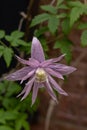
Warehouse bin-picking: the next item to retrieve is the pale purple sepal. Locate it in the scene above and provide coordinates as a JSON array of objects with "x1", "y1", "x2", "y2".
[
  {"x1": 31, "y1": 37, "x2": 45, "y2": 62},
  {"x1": 5, "y1": 67, "x2": 32, "y2": 81},
  {"x1": 32, "y1": 82, "x2": 39, "y2": 106},
  {"x1": 49, "y1": 64, "x2": 76, "y2": 75},
  {"x1": 20, "y1": 77, "x2": 35, "y2": 101},
  {"x1": 45, "y1": 68, "x2": 64, "y2": 79},
  {"x1": 16, "y1": 55, "x2": 39, "y2": 68},
  {"x1": 20, "y1": 69, "x2": 35, "y2": 84},
  {"x1": 44, "y1": 80, "x2": 58, "y2": 103},
  {"x1": 41, "y1": 54, "x2": 65, "y2": 67},
  {"x1": 48, "y1": 75, "x2": 68, "y2": 96}
]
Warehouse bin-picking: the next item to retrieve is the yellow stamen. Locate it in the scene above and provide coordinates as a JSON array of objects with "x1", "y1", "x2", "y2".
[{"x1": 35, "y1": 68, "x2": 47, "y2": 82}]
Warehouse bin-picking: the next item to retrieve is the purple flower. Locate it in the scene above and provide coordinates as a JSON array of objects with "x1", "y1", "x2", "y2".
[{"x1": 5, "y1": 37, "x2": 76, "y2": 105}]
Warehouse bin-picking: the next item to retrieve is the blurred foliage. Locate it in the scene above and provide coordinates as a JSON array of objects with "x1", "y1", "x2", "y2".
[
  {"x1": 0, "y1": 30, "x2": 30, "y2": 67},
  {"x1": 0, "y1": 81, "x2": 39, "y2": 130}
]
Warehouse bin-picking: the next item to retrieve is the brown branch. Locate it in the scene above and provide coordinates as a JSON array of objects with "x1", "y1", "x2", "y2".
[
  {"x1": 84, "y1": 0, "x2": 87, "y2": 4},
  {"x1": 50, "y1": 0, "x2": 56, "y2": 5}
]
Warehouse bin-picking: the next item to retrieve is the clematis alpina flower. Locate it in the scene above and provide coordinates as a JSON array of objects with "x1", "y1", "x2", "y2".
[{"x1": 5, "y1": 37, "x2": 76, "y2": 105}]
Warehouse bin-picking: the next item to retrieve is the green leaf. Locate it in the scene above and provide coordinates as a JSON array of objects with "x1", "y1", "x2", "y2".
[
  {"x1": 0, "y1": 45, "x2": 4, "y2": 56},
  {"x1": 0, "y1": 109, "x2": 6, "y2": 124},
  {"x1": 54, "y1": 39, "x2": 72, "y2": 63},
  {"x1": 70, "y1": 7, "x2": 84, "y2": 26},
  {"x1": 81, "y1": 30, "x2": 87, "y2": 47},
  {"x1": 11, "y1": 30, "x2": 24, "y2": 38},
  {"x1": 68, "y1": 1, "x2": 83, "y2": 7},
  {"x1": 3, "y1": 47, "x2": 13, "y2": 67},
  {"x1": 6, "y1": 82, "x2": 21, "y2": 97},
  {"x1": 5, "y1": 36, "x2": 13, "y2": 42},
  {"x1": 16, "y1": 39, "x2": 28, "y2": 46},
  {"x1": 34, "y1": 27, "x2": 48, "y2": 37},
  {"x1": 78, "y1": 23, "x2": 87, "y2": 29},
  {"x1": 0, "y1": 126, "x2": 13, "y2": 130},
  {"x1": 4, "y1": 111, "x2": 18, "y2": 120},
  {"x1": 62, "y1": 18, "x2": 71, "y2": 35},
  {"x1": 0, "y1": 30, "x2": 5, "y2": 39},
  {"x1": 48, "y1": 16, "x2": 59, "y2": 34},
  {"x1": 57, "y1": 4, "x2": 69, "y2": 9},
  {"x1": 57, "y1": 0, "x2": 64, "y2": 6},
  {"x1": 57, "y1": 13, "x2": 67, "y2": 18},
  {"x1": 39, "y1": 38, "x2": 48, "y2": 52},
  {"x1": 41, "y1": 5, "x2": 57, "y2": 14},
  {"x1": 30, "y1": 13, "x2": 50, "y2": 27},
  {"x1": 10, "y1": 40, "x2": 19, "y2": 47},
  {"x1": 15, "y1": 114, "x2": 29, "y2": 130}
]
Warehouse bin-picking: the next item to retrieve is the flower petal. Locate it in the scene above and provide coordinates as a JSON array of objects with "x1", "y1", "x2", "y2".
[
  {"x1": 48, "y1": 75, "x2": 68, "y2": 96},
  {"x1": 20, "y1": 69, "x2": 35, "y2": 84},
  {"x1": 32, "y1": 82, "x2": 39, "y2": 105},
  {"x1": 45, "y1": 68, "x2": 64, "y2": 79},
  {"x1": 5, "y1": 67, "x2": 33, "y2": 81},
  {"x1": 44, "y1": 80, "x2": 58, "y2": 103},
  {"x1": 31, "y1": 37, "x2": 45, "y2": 62},
  {"x1": 41, "y1": 54, "x2": 65, "y2": 67},
  {"x1": 19, "y1": 77, "x2": 35, "y2": 100},
  {"x1": 15, "y1": 55, "x2": 29, "y2": 65},
  {"x1": 16, "y1": 55, "x2": 39, "y2": 68},
  {"x1": 49, "y1": 64, "x2": 76, "y2": 75}
]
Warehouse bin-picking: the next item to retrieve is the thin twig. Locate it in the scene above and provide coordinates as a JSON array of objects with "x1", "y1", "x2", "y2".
[
  {"x1": 84, "y1": 0, "x2": 87, "y2": 4},
  {"x1": 45, "y1": 99, "x2": 56, "y2": 130},
  {"x1": 50, "y1": 0, "x2": 56, "y2": 5},
  {"x1": 18, "y1": 12, "x2": 27, "y2": 31}
]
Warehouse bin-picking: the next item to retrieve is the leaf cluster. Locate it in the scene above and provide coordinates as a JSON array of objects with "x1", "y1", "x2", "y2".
[
  {"x1": 0, "y1": 81, "x2": 39, "y2": 130},
  {"x1": 29, "y1": 0, "x2": 87, "y2": 63},
  {"x1": 0, "y1": 30, "x2": 30, "y2": 67}
]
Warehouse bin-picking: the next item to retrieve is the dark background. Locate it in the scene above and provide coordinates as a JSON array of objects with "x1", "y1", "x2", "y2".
[{"x1": 0, "y1": 0, "x2": 29, "y2": 33}]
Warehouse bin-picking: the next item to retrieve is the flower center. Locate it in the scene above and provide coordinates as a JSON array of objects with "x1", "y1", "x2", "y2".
[{"x1": 35, "y1": 68, "x2": 47, "y2": 82}]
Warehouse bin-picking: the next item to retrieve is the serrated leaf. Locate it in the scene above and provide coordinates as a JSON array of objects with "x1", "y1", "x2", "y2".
[
  {"x1": 34, "y1": 27, "x2": 48, "y2": 37},
  {"x1": 41, "y1": 5, "x2": 57, "y2": 14},
  {"x1": 58, "y1": 4, "x2": 69, "y2": 9},
  {"x1": 3, "y1": 47, "x2": 13, "y2": 67},
  {"x1": 11, "y1": 40, "x2": 19, "y2": 47},
  {"x1": 68, "y1": 1, "x2": 83, "y2": 7},
  {"x1": 16, "y1": 39, "x2": 28, "y2": 46},
  {"x1": 39, "y1": 38, "x2": 48, "y2": 52},
  {"x1": 70, "y1": 7, "x2": 84, "y2": 26},
  {"x1": 4, "y1": 111, "x2": 18, "y2": 120},
  {"x1": 62, "y1": 18, "x2": 71, "y2": 35},
  {"x1": 48, "y1": 16, "x2": 59, "y2": 33},
  {"x1": 5, "y1": 36, "x2": 13, "y2": 42},
  {"x1": 80, "y1": 23, "x2": 87, "y2": 29},
  {"x1": 57, "y1": 13, "x2": 67, "y2": 18},
  {"x1": 57, "y1": 0, "x2": 64, "y2": 6},
  {"x1": 54, "y1": 39, "x2": 72, "y2": 63},
  {"x1": 6, "y1": 82, "x2": 21, "y2": 97},
  {"x1": 30, "y1": 13, "x2": 50, "y2": 27},
  {"x1": 0, "y1": 30, "x2": 5, "y2": 39},
  {"x1": 0, "y1": 126, "x2": 13, "y2": 130},
  {"x1": 81, "y1": 30, "x2": 87, "y2": 47},
  {"x1": 15, "y1": 114, "x2": 29, "y2": 130},
  {"x1": 78, "y1": 23, "x2": 87, "y2": 29},
  {"x1": 0, "y1": 110, "x2": 6, "y2": 124},
  {"x1": 11, "y1": 30, "x2": 24, "y2": 38}
]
